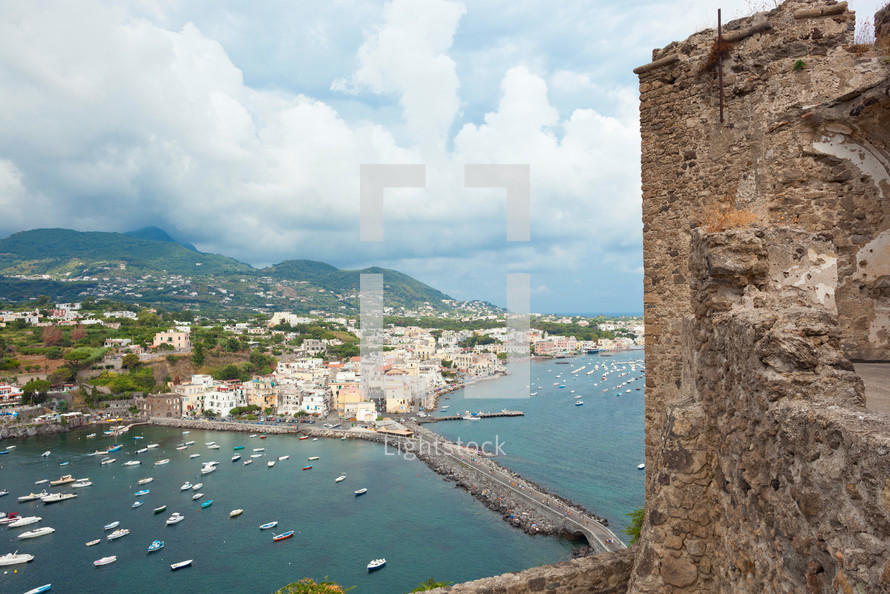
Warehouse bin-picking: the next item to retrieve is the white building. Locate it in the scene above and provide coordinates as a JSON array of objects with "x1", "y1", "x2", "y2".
[{"x1": 204, "y1": 386, "x2": 246, "y2": 416}]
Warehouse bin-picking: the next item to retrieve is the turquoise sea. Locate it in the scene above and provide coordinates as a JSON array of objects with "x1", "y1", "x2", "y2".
[{"x1": 0, "y1": 351, "x2": 643, "y2": 593}]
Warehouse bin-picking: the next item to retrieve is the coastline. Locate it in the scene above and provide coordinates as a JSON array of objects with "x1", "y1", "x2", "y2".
[{"x1": 148, "y1": 416, "x2": 624, "y2": 552}]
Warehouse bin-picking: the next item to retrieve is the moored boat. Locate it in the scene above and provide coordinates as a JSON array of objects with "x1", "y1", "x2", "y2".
[
  {"x1": 131, "y1": 501, "x2": 143, "y2": 509},
  {"x1": 106, "y1": 445, "x2": 122, "y2": 453},
  {"x1": 234, "y1": 446, "x2": 244, "y2": 450},
  {"x1": 107, "y1": 528, "x2": 129, "y2": 540},
  {"x1": 229, "y1": 509, "x2": 243, "y2": 518},
  {"x1": 200, "y1": 465, "x2": 216, "y2": 475},
  {"x1": 367, "y1": 558, "x2": 386, "y2": 571},
  {"x1": 41, "y1": 451, "x2": 51, "y2": 457},
  {"x1": 154, "y1": 458, "x2": 170, "y2": 466},
  {"x1": 180, "y1": 482, "x2": 192, "y2": 491},
  {"x1": 93, "y1": 555, "x2": 116, "y2": 567},
  {"x1": 137, "y1": 477, "x2": 153, "y2": 485},
  {"x1": 104, "y1": 521, "x2": 120, "y2": 531},
  {"x1": 72, "y1": 480, "x2": 92, "y2": 488},
  {"x1": 85, "y1": 539, "x2": 100, "y2": 546},
  {"x1": 192, "y1": 493, "x2": 203, "y2": 501},
  {"x1": 153, "y1": 505, "x2": 167, "y2": 514},
  {"x1": 273, "y1": 530, "x2": 294, "y2": 541},
  {"x1": 267, "y1": 461, "x2": 275, "y2": 468},
  {"x1": 354, "y1": 488, "x2": 367, "y2": 496},
  {"x1": 23, "y1": 584, "x2": 52, "y2": 594},
  {"x1": 0, "y1": 551, "x2": 34, "y2": 566},
  {"x1": 134, "y1": 489, "x2": 150, "y2": 496},
  {"x1": 259, "y1": 521, "x2": 278, "y2": 530},
  {"x1": 122, "y1": 460, "x2": 141, "y2": 466},
  {"x1": 9, "y1": 516, "x2": 41, "y2": 527},
  {"x1": 147, "y1": 540, "x2": 164, "y2": 552},
  {"x1": 170, "y1": 559, "x2": 192, "y2": 570},
  {"x1": 200, "y1": 499, "x2": 213, "y2": 508},
  {"x1": 278, "y1": 455, "x2": 289, "y2": 461},
  {"x1": 298, "y1": 436, "x2": 308, "y2": 440},
  {"x1": 19, "y1": 526, "x2": 55, "y2": 539},
  {"x1": 100, "y1": 457, "x2": 116, "y2": 465},
  {"x1": 41, "y1": 493, "x2": 78, "y2": 504},
  {"x1": 165, "y1": 513, "x2": 185, "y2": 525},
  {"x1": 18, "y1": 491, "x2": 48, "y2": 502},
  {"x1": 307, "y1": 456, "x2": 319, "y2": 461},
  {"x1": 232, "y1": 454, "x2": 241, "y2": 462},
  {"x1": 301, "y1": 465, "x2": 312, "y2": 471},
  {"x1": 189, "y1": 454, "x2": 200, "y2": 459},
  {"x1": 49, "y1": 474, "x2": 75, "y2": 486},
  {"x1": 146, "y1": 443, "x2": 159, "y2": 449},
  {"x1": 191, "y1": 483, "x2": 203, "y2": 491},
  {"x1": 243, "y1": 459, "x2": 252, "y2": 465},
  {"x1": 335, "y1": 475, "x2": 346, "y2": 483}
]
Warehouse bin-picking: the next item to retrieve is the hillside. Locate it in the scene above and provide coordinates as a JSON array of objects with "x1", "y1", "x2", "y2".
[
  {"x1": 0, "y1": 228, "x2": 453, "y2": 313},
  {"x1": 0, "y1": 229, "x2": 250, "y2": 277}
]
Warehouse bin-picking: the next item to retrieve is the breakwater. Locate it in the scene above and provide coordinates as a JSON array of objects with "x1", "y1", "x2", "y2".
[{"x1": 148, "y1": 416, "x2": 624, "y2": 551}]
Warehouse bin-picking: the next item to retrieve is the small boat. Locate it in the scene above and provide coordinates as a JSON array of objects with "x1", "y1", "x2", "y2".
[
  {"x1": 103, "y1": 521, "x2": 120, "y2": 531},
  {"x1": 165, "y1": 513, "x2": 184, "y2": 525},
  {"x1": 250, "y1": 454, "x2": 263, "y2": 458},
  {"x1": 243, "y1": 460, "x2": 252, "y2": 465},
  {"x1": 19, "y1": 526, "x2": 55, "y2": 539},
  {"x1": 189, "y1": 454, "x2": 201, "y2": 459},
  {"x1": 637, "y1": 463, "x2": 646, "y2": 470},
  {"x1": 170, "y1": 559, "x2": 192, "y2": 571},
  {"x1": 85, "y1": 539, "x2": 100, "y2": 547},
  {"x1": 252, "y1": 448, "x2": 265, "y2": 452},
  {"x1": 233, "y1": 446, "x2": 244, "y2": 451},
  {"x1": 42, "y1": 493, "x2": 77, "y2": 504},
  {"x1": 134, "y1": 489, "x2": 150, "y2": 496},
  {"x1": 18, "y1": 491, "x2": 48, "y2": 502},
  {"x1": 192, "y1": 483, "x2": 203, "y2": 490},
  {"x1": 23, "y1": 584, "x2": 52, "y2": 594},
  {"x1": 249, "y1": 434, "x2": 257, "y2": 438},
  {"x1": 100, "y1": 458, "x2": 116, "y2": 465},
  {"x1": 72, "y1": 480, "x2": 93, "y2": 488},
  {"x1": 200, "y1": 465, "x2": 216, "y2": 475},
  {"x1": 260, "y1": 435, "x2": 267, "y2": 439},
  {"x1": 9, "y1": 516, "x2": 41, "y2": 527},
  {"x1": 175, "y1": 446, "x2": 187, "y2": 451},
  {"x1": 107, "y1": 528, "x2": 130, "y2": 540},
  {"x1": 229, "y1": 509, "x2": 243, "y2": 518},
  {"x1": 200, "y1": 500, "x2": 213, "y2": 508},
  {"x1": 273, "y1": 530, "x2": 294, "y2": 541},
  {"x1": 204, "y1": 460, "x2": 220, "y2": 467},
  {"x1": 192, "y1": 493, "x2": 203, "y2": 500},
  {"x1": 131, "y1": 501, "x2": 143, "y2": 509},
  {"x1": 259, "y1": 521, "x2": 278, "y2": 530},
  {"x1": 180, "y1": 483, "x2": 192, "y2": 491},
  {"x1": 0, "y1": 552, "x2": 34, "y2": 566},
  {"x1": 312, "y1": 438, "x2": 318, "y2": 441},
  {"x1": 267, "y1": 461, "x2": 275, "y2": 468},
  {"x1": 278, "y1": 455, "x2": 290, "y2": 461},
  {"x1": 208, "y1": 444, "x2": 219, "y2": 449},
  {"x1": 154, "y1": 459, "x2": 170, "y2": 466},
  {"x1": 301, "y1": 465, "x2": 311, "y2": 471},
  {"x1": 137, "y1": 477, "x2": 153, "y2": 485},
  {"x1": 335, "y1": 475, "x2": 346, "y2": 483},
  {"x1": 367, "y1": 558, "x2": 386, "y2": 571},
  {"x1": 146, "y1": 443, "x2": 159, "y2": 449},
  {"x1": 298, "y1": 436, "x2": 308, "y2": 441},
  {"x1": 182, "y1": 431, "x2": 190, "y2": 435},
  {"x1": 153, "y1": 505, "x2": 167, "y2": 514},
  {"x1": 574, "y1": 401, "x2": 584, "y2": 406},
  {"x1": 107, "y1": 445, "x2": 122, "y2": 453},
  {"x1": 41, "y1": 451, "x2": 51, "y2": 457},
  {"x1": 232, "y1": 455, "x2": 241, "y2": 462},
  {"x1": 354, "y1": 488, "x2": 367, "y2": 496},
  {"x1": 133, "y1": 436, "x2": 143, "y2": 440},
  {"x1": 93, "y1": 556, "x2": 116, "y2": 567},
  {"x1": 205, "y1": 442, "x2": 216, "y2": 446},
  {"x1": 147, "y1": 540, "x2": 164, "y2": 552},
  {"x1": 59, "y1": 461, "x2": 70, "y2": 466},
  {"x1": 122, "y1": 460, "x2": 141, "y2": 466},
  {"x1": 4, "y1": 445, "x2": 14, "y2": 449},
  {"x1": 307, "y1": 456, "x2": 319, "y2": 461},
  {"x1": 184, "y1": 441, "x2": 195, "y2": 446},
  {"x1": 136, "y1": 448, "x2": 148, "y2": 454},
  {"x1": 87, "y1": 433, "x2": 97, "y2": 439},
  {"x1": 34, "y1": 479, "x2": 49, "y2": 485},
  {"x1": 50, "y1": 474, "x2": 75, "y2": 486},
  {"x1": 0, "y1": 489, "x2": 7, "y2": 496}
]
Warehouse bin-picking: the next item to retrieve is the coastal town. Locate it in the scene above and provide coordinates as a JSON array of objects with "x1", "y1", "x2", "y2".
[{"x1": 0, "y1": 302, "x2": 642, "y2": 428}]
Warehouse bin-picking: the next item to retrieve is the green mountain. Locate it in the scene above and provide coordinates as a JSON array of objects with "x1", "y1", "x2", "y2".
[
  {"x1": 124, "y1": 226, "x2": 198, "y2": 252},
  {"x1": 0, "y1": 228, "x2": 250, "y2": 277},
  {"x1": 0, "y1": 228, "x2": 453, "y2": 313}
]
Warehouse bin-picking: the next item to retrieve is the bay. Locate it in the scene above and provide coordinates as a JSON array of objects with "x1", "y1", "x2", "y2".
[{"x1": 0, "y1": 426, "x2": 572, "y2": 593}]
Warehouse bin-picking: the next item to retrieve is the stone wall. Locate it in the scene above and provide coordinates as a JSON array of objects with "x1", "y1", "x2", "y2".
[
  {"x1": 427, "y1": 549, "x2": 634, "y2": 594},
  {"x1": 630, "y1": 227, "x2": 890, "y2": 592}
]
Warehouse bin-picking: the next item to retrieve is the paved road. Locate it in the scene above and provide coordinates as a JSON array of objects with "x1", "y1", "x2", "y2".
[{"x1": 413, "y1": 428, "x2": 626, "y2": 553}]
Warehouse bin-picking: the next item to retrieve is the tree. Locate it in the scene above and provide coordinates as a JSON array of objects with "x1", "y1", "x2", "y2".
[
  {"x1": 70, "y1": 325, "x2": 87, "y2": 341},
  {"x1": 624, "y1": 508, "x2": 645, "y2": 546},
  {"x1": 48, "y1": 367, "x2": 74, "y2": 386},
  {"x1": 45, "y1": 347, "x2": 63, "y2": 360},
  {"x1": 22, "y1": 379, "x2": 52, "y2": 404},
  {"x1": 136, "y1": 310, "x2": 160, "y2": 327},
  {"x1": 42, "y1": 326, "x2": 63, "y2": 346},
  {"x1": 192, "y1": 343, "x2": 205, "y2": 367},
  {"x1": 264, "y1": 407, "x2": 273, "y2": 416},
  {"x1": 225, "y1": 337, "x2": 241, "y2": 353},
  {"x1": 36, "y1": 295, "x2": 50, "y2": 306},
  {"x1": 203, "y1": 409, "x2": 218, "y2": 418},
  {"x1": 121, "y1": 353, "x2": 141, "y2": 369}
]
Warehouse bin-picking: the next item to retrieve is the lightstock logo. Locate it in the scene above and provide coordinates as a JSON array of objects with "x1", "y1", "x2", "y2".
[{"x1": 358, "y1": 163, "x2": 531, "y2": 412}]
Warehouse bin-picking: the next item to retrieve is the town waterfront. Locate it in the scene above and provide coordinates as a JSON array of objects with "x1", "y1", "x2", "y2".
[{"x1": 0, "y1": 351, "x2": 643, "y2": 593}]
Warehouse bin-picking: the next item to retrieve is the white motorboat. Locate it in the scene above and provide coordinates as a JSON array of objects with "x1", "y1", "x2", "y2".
[
  {"x1": 354, "y1": 488, "x2": 368, "y2": 496},
  {"x1": 205, "y1": 442, "x2": 216, "y2": 446},
  {"x1": 229, "y1": 509, "x2": 243, "y2": 518},
  {"x1": 122, "y1": 460, "x2": 141, "y2": 467},
  {"x1": 278, "y1": 455, "x2": 289, "y2": 461},
  {"x1": 180, "y1": 482, "x2": 192, "y2": 491},
  {"x1": 104, "y1": 521, "x2": 120, "y2": 531},
  {"x1": 72, "y1": 480, "x2": 92, "y2": 488},
  {"x1": 136, "y1": 448, "x2": 148, "y2": 454},
  {"x1": 200, "y1": 465, "x2": 216, "y2": 475},
  {"x1": 192, "y1": 493, "x2": 203, "y2": 501},
  {"x1": 243, "y1": 459, "x2": 252, "y2": 465},
  {"x1": 367, "y1": 558, "x2": 386, "y2": 571},
  {"x1": 100, "y1": 458, "x2": 116, "y2": 465},
  {"x1": 189, "y1": 454, "x2": 201, "y2": 459},
  {"x1": 93, "y1": 555, "x2": 116, "y2": 566},
  {"x1": 146, "y1": 443, "x2": 159, "y2": 449},
  {"x1": 85, "y1": 539, "x2": 100, "y2": 546},
  {"x1": 232, "y1": 454, "x2": 241, "y2": 462},
  {"x1": 175, "y1": 446, "x2": 187, "y2": 451},
  {"x1": 137, "y1": 477, "x2": 153, "y2": 485},
  {"x1": 131, "y1": 501, "x2": 143, "y2": 509},
  {"x1": 40, "y1": 451, "x2": 51, "y2": 457},
  {"x1": 18, "y1": 526, "x2": 55, "y2": 539},
  {"x1": 41, "y1": 493, "x2": 77, "y2": 504},
  {"x1": 34, "y1": 479, "x2": 49, "y2": 485},
  {"x1": 267, "y1": 461, "x2": 275, "y2": 468},
  {"x1": 307, "y1": 456, "x2": 319, "y2": 461},
  {"x1": 637, "y1": 463, "x2": 646, "y2": 470},
  {"x1": 184, "y1": 441, "x2": 195, "y2": 446},
  {"x1": 170, "y1": 559, "x2": 192, "y2": 570},
  {"x1": 9, "y1": 516, "x2": 41, "y2": 528},
  {"x1": 192, "y1": 483, "x2": 203, "y2": 491},
  {"x1": 18, "y1": 491, "x2": 48, "y2": 502},
  {"x1": 259, "y1": 521, "x2": 278, "y2": 530},
  {"x1": 208, "y1": 444, "x2": 219, "y2": 449},
  {"x1": 252, "y1": 448, "x2": 265, "y2": 452},
  {"x1": 335, "y1": 475, "x2": 346, "y2": 483},
  {"x1": 250, "y1": 454, "x2": 263, "y2": 458},
  {"x1": 154, "y1": 459, "x2": 170, "y2": 466},
  {"x1": 107, "y1": 528, "x2": 130, "y2": 540},
  {"x1": 166, "y1": 513, "x2": 185, "y2": 525},
  {"x1": 0, "y1": 552, "x2": 35, "y2": 566}
]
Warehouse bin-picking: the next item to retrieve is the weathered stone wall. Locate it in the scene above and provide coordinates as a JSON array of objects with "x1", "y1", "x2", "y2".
[
  {"x1": 631, "y1": 227, "x2": 890, "y2": 592},
  {"x1": 427, "y1": 549, "x2": 634, "y2": 594},
  {"x1": 637, "y1": 0, "x2": 890, "y2": 512}
]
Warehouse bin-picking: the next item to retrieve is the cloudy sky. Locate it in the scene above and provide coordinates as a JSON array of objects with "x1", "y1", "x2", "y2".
[{"x1": 0, "y1": 1, "x2": 882, "y2": 313}]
